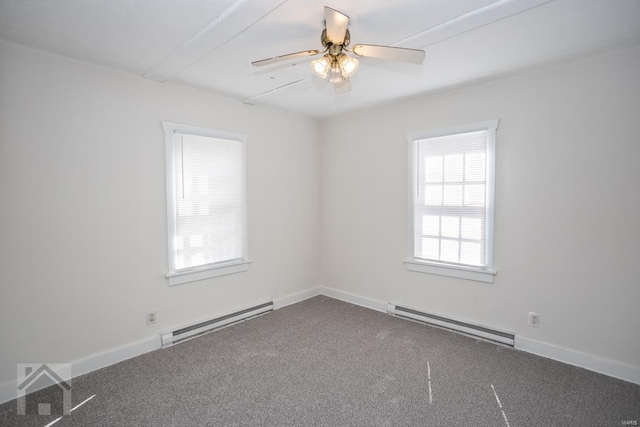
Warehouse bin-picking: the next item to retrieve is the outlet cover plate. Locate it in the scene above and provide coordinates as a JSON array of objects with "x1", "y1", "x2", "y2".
[
  {"x1": 528, "y1": 312, "x2": 540, "y2": 327},
  {"x1": 147, "y1": 310, "x2": 156, "y2": 325}
]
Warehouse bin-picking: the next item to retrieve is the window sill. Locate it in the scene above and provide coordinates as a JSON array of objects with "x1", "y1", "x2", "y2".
[
  {"x1": 166, "y1": 260, "x2": 251, "y2": 286},
  {"x1": 404, "y1": 259, "x2": 495, "y2": 283}
]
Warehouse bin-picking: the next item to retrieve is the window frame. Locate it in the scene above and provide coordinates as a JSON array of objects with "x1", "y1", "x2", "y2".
[
  {"x1": 163, "y1": 121, "x2": 250, "y2": 286},
  {"x1": 405, "y1": 119, "x2": 498, "y2": 283}
]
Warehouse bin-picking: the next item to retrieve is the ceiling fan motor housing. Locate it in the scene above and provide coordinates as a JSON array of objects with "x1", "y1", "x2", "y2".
[{"x1": 321, "y1": 28, "x2": 350, "y2": 49}]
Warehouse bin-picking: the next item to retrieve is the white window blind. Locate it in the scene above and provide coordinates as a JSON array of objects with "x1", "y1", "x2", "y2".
[
  {"x1": 407, "y1": 120, "x2": 497, "y2": 282},
  {"x1": 163, "y1": 121, "x2": 248, "y2": 285}
]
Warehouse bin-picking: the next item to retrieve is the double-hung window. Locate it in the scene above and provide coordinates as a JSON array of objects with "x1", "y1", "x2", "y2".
[
  {"x1": 163, "y1": 121, "x2": 249, "y2": 286},
  {"x1": 406, "y1": 120, "x2": 498, "y2": 282}
]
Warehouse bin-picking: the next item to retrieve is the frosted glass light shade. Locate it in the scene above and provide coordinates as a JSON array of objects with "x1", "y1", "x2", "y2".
[
  {"x1": 338, "y1": 53, "x2": 359, "y2": 77},
  {"x1": 311, "y1": 55, "x2": 331, "y2": 79},
  {"x1": 328, "y1": 65, "x2": 345, "y2": 83}
]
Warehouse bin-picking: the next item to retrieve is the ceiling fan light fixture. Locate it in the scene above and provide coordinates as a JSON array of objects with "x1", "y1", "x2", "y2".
[
  {"x1": 311, "y1": 55, "x2": 331, "y2": 79},
  {"x1": 328, "y1": 65, "x2": 345, "y2": 84},
  {"x1": 338, "y1": 53, "x2": 358, "y2": 78},
  {"x1": 252, "y1": 7, "x2": 425, "y2": 94}
]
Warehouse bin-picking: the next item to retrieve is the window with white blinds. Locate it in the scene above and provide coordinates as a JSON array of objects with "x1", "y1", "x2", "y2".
[
  {"x1": 406, "y1": 120, "x2": 498, "y2": 283},
  {"x1": 163, "y1": 121, "x2": 249, "y2": 286}
]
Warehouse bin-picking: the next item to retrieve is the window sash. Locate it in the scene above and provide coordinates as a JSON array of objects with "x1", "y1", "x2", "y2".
[
  {"x1": 163, "y1": 121, "x2": 248, "y2": 278},
  {"x1": 407, "y1": 120, "x2": 497, "y2": 276}
]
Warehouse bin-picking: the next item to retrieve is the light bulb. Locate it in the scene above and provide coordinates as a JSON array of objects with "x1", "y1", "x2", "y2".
[
  {"x1": 328, "y1": 65, "x2": 345, "y2": 84},
  {"x1": 311, "y1": 55, "x2": 331, "y2": 79},
  {"x1": 338, "y1": 54, "x2": 359, "y2": 78}
]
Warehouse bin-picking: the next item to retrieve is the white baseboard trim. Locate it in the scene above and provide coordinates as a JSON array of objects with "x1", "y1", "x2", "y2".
[
  {"x1": 3, "y1": 288, "x2": 637, "y2": 405},
  {"x1": 273, "y1": 287, "x2": 321, "y2": 309},
  {"x1": 515, "y1": 336, "x2": 640, "y2": 385},
  {"x1": 73, "y1": 335, "x2": 161, "y2": 377},
  {"x1": 319, "y1": 286, "x2": 388, "y2": 313},
  {"x1": 0, "y1": 288, "x2": 321, "y2": 405},
  {"x1": 0, "y1": 335, "x2": 160, "y2": 405},
  {"x1": 319, "y1": 287, "x2": 640, "y2": 386}
]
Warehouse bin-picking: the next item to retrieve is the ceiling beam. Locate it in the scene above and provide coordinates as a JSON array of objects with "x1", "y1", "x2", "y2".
[
  {"x1": 242, "y1": 78, "x2": 314, "y2": 105},
  {"x1": 401, "y1": 0, "x2": 553, "y2": 49},
  {"x1": 144, "y1": 0, "x2": 287, "y2": 82}
]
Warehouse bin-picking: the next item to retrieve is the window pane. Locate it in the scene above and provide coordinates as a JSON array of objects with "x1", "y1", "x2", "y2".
[
  {"x1": 444, "y1": 154, "x2": 463, "y2": 182},
  {"x1": 421, "y1": 238, "x2": 440, "y2": 259},
  {"x1": 464, "y1": 184, "x2": 485, "y2": 206},
  {"x1": 191, "y1": 253, "x2": 204, "y2": 267},
  {"x1": 197, "y1": 174, "x2": 209, "y2": 196},
  {"x1": 461, "y1": 242, "x2": 482, "y2": 266},
  {"x1": 425, "y1": 156, "x2": 443, "y2": 182},
  {"x1": 461, "y1": 218, "x2": 482, "y2": 241},
  {"x1": 167, "y1": 125, "x2": 247, "y2": 273},
  {"x1": 411, "y1": 121, "x2": 495, "y2": 273},
  {"x1": 443, "y1": 185, "x2": 462, "y2": 206},
  {"x1": 441, "y1": 240, "x2": 459, "y2": 262},
  {"x1": 199, "y1": 203, "x2": 210, "y2": 216},
  {"x1": 425, "y1": 186, "x2": 443, "y2": 206},
  {"x1": 422, "y1": 215, "x2": 440, "y2": 236},
  {"x1": 178, "y1": 201, "x2": 193, "y2": 217},
  {"x1": 465, "y1": 152, "x2": 485, "y2": 181},
  {"x1": 181, "y1": 172, "x2": 194, "y2": 198},
  {"x1": 441, "y1": 216, "x2": 459, "y2": 238},
  {"x1": 176, "y1": 255, "x2": 186, "y2": 270},
  {"x1": 189, "y1": 234, "x2": 203, "y2": 248}
]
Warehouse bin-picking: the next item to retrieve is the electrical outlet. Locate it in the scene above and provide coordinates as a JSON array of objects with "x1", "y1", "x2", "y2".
[
  {"x1": 147, "y1": 310, "x2": 156, "y2": 325},
  {"x1": 528, "y1": 312, "x2": 540, "y2": 328}
]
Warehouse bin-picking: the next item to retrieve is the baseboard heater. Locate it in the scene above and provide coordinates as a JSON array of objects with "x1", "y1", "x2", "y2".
[
  {"x1": 387, "y1": 303, "x2": 515, "y2": 347},
  {"x1": 161, "y1": 301, "x2": 273, "y2": 348}
]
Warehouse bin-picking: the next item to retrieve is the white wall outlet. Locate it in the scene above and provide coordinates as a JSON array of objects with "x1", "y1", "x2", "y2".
[
  {"x1": 528, "y1": 312, "x2": 540, "y2": 327},
  {"x1": 147, "y1": 310, "x2": 156, "y2": 325}
]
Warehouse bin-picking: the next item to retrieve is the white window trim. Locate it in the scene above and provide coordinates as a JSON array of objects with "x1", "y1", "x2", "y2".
[
  {"x1": 405, "y1": 119, "x2": 498, "y2": 283},
  {"x1": 163, "y1": 121, "x2": 250, "y2": 286},
  {"x1": 165, "y1": 260, "x2": 251, "y2": 287}
]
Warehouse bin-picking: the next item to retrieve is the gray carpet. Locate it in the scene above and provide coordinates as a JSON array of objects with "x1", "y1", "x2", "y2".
[{"x1": 2, "y1": 296, "x2": 639, "y2": 426}]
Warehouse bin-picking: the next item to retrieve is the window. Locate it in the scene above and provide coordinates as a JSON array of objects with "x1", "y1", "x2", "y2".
[
  {"x1": 163, "y1": 121, "x2": 249, "y2": 286},
  {"x1": 406, "y1": 120, "x2": 498, "y2": 282}
]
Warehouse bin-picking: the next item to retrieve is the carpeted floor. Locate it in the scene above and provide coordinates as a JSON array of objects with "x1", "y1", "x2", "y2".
[{"x1": 2, "y1": 295, "x2": 639, "y2": 426}]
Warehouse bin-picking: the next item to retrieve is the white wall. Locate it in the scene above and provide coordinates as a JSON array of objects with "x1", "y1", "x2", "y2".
[
  {"x1": 0, "y1": 41, "x2": 320, "y2": 388},
  {"x1": 320, "y1": 44, "x2": 640, "y2": 372},
  {"x1": 1, "y1": 36, "x2": 639, "y2": 395}
]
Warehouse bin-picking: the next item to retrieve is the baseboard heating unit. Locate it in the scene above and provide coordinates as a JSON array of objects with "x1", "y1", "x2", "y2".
[
  {"x1": 161, "y1": 301, "x2": 273, "y2": 348},
  {"x1": 387, "y1": 303, "x2": 515, "y2": 346}
]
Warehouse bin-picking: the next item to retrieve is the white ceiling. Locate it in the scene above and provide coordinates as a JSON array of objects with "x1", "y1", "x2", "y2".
[{"x1": 1, "y1": 0, "x2": 639, "y2": 118}]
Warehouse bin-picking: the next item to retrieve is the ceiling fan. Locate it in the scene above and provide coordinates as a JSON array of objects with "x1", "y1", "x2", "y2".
[{"x1": 251, "y1": 6, "x2": 425, "y2": 93}]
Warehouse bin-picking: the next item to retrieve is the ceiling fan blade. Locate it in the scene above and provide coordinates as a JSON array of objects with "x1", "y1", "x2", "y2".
[
  {"x1": 333, "y1": 77, "x2": 351, "y2": 94},
  {"x1": 352, "y1": 44, "x2": 425, "y2": 64},
  {"x1": 324, "y1": 6, "x2": 350, "y2": 44},
  {"x1": 252, "y1": 50, "x2": 320, "y2": 67}
]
